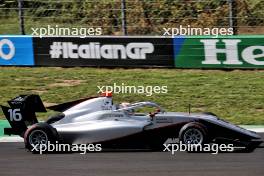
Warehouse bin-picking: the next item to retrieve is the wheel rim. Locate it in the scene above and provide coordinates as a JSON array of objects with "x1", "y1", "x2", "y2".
[
  {"x1": 183, "y1": 128, "x2": 203, "y2": 144},
  {"x1": 29, "y1": 130, "x2": 48, "y2": 149}
]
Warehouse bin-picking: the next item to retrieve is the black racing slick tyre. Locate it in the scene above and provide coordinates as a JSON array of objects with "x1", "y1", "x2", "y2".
[
  {"x1": 24, "y1": 123, "x2": 58, "y2": 153},
  {"x1": 179, "y1": 122, "x2": 209, "y2": 145}
]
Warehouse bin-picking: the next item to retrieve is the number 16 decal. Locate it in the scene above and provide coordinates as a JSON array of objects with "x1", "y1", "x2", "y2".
[{"x1": 8, "y1": 109, "x2": 22, "y2": 121}]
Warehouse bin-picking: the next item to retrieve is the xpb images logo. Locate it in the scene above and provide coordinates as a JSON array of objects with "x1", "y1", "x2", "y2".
[{"x1": 97, "y1": 83, "x2": 168, "y2": 97}]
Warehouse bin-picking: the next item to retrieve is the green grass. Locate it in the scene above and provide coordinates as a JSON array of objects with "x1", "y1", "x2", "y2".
[
  {"x1": 0, "y1": 67, "x2": 263, "y2": 125},
  {"x1": 0, "y1": 17, "x2": 98, "y2": 35}
]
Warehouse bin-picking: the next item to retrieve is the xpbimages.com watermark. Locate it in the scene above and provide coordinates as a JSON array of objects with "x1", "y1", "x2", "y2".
[
  {"x1": 163, "y1": 25, "x2": 233, "y2": 37},
  {"x1": 163, "y1": 142, "x2": 245, "y2": 155},
  {"x1": 97, "y1": 83, "x2": 168, "y2": 97},
  {"x1": 31, "y1": 141, "x2": 102, "y2": 154},
  {"x1": 31, "y1": 25, "x2": 102, "y2": 38}
]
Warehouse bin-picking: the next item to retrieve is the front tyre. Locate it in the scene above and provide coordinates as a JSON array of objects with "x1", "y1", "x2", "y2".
[{"x1": 179, "y1": 122, "x2": 208, "y2": 145}]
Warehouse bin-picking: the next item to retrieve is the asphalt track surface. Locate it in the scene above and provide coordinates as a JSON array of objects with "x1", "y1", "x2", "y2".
[{"x1": 0, "y1": 134, "x2": 263, "y2": 176}]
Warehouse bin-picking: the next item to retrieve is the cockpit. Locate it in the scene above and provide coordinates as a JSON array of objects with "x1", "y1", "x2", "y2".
[{"x1": 115, "y1": 101, "x2": 165, "y2": 118}]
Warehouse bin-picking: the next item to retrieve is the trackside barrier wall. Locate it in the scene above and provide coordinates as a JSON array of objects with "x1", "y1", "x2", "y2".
[
  {"x1": 33, "y1": 36, "x2": 174, "y2": 67},
  {"x1": 0, "y1": 36, "x2": 34, "y2": 66},
  {"x1": 173, "y1": 35, "x2": 264, "y2": 69},
  {"x1": 0, "y1": 35, "x2": 264, "y2": 68}
]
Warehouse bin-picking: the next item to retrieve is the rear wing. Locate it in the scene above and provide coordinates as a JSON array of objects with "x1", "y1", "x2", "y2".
[
  {"x1": 1, "y1": 95, "x2": 46, "y2": 136},
  {"x1": 47, "y1": 96, "x2": 97, "y2": 112}
]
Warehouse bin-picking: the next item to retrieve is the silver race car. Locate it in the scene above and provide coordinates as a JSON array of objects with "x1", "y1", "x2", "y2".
[{"x1": 1, "y1": 93, "x2": 262, "y2": 152}]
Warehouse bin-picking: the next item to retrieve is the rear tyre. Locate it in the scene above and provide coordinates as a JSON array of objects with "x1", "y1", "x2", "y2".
[{"x1": 24, "y1": 123, "x2": 58, "y2": 153}]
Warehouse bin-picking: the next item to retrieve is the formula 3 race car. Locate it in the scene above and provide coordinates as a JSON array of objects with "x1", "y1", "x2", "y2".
[{"x1": 1, "y1": 93, "x2": 262, "y2": 153}]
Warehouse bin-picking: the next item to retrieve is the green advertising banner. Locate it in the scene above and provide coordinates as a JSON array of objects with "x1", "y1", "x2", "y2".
[{"x1": 173, "y1": 35, "x2": 264, "y2": 68}]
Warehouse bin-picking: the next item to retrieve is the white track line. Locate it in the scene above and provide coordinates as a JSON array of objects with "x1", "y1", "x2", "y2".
[
  {"x1": 0, "y1": 136, "x2": 23, "y2": 142},
  {"x1": 243, "y1": 128, "x2": 264, "y2": 133}
]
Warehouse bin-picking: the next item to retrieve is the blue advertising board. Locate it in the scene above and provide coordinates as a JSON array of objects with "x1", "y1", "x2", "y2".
[{"x1": 0, "y1": 36, "x2": 34, "y2": 66}]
